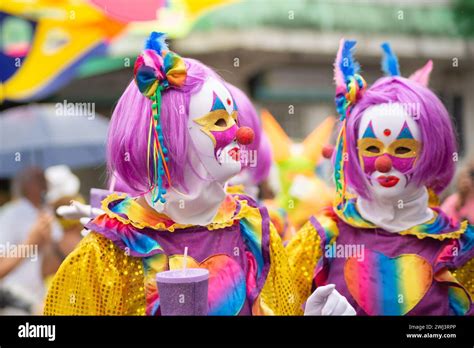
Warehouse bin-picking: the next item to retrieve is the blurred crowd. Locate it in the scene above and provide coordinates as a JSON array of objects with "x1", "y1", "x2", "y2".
[{"x1": 0, "y1": 165, "x2": 83, "y2": 314}]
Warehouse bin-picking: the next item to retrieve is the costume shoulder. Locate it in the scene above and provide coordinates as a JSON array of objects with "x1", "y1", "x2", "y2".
[
  {"x1": 232, "y1": 194, "x2": 300, "y2": 315},
  {"x1": 435, "y1": 223, "x2": 474, "y2": 302},
  {"x1": 286, "y1": 208, "x2": 340, "y2": 306},
  {"x1": 43, "y1": 231, "x2": 146, "y2": 315},
  {"x1": 435, "y1": 223, "x2": 474, "y2": 270},
  {"x1": 454, "y1": 257, "x2": 474, "y2": 301}
]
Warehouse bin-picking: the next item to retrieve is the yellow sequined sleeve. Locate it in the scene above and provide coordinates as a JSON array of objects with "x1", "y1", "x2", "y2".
[
  {"x1": 285, "y1": 218, "x2": 325, "y2": 308},
  {"x1": 454, "y1": 258, "x2": 474, "y2": 299},
  {"x1": 43, "y1": 232, "x2": 146, "y2": 315},
  {"x1": 255, "y1": 224, "x2": 302, "y2": 315}
]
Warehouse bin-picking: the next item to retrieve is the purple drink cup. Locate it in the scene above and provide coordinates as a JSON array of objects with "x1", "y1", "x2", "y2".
[{"x1": 156, "y1": 268, "x2": 209, "y2": 316}]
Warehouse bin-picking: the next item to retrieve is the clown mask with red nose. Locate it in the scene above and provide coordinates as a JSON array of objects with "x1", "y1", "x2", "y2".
[
  {"x1": 146, "y1": 77, "x2": 254, "y2": 225},
  {"x1": 188, "y1": 77, "x2": 245, "y2": 183},
  {"x1": 355, "y1": 102, "x2": 434, "y2": 232}
]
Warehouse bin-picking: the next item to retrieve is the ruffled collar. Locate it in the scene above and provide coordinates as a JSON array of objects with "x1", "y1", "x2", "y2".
[
  {"x1": 100, "y1": 193, "x2": 247, "y2": 232},
  {"x1": 334, "y1": 198, "x2": 468, "y2": 240}
]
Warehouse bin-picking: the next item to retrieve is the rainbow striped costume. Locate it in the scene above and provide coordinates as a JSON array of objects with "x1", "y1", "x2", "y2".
[
  {"x1": 287, "y1": 199, "x2": 473, "y2": 316},
  {"x1": 44, "y1": 193, "x2": 299, "y2": 315}
]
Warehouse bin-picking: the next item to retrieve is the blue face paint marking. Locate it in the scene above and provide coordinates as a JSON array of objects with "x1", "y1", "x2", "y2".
[
  {"x1": 210, "y1": 92, "x2": 227, "y2": 112},
  {"x1": 396, "y1": 122, "x2": 415, "y2": 140},
  {"x1": 362, "y1": 120, "x2": 377, "y2": 139}
]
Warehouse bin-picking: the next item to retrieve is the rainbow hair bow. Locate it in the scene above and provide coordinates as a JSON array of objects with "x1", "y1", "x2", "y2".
[
  {"x1": 333, "y1": 39, "x2": 367, "y2": 209},
  {"x1": 133, "y1": 32, "x2": 187, "y2": 205}
]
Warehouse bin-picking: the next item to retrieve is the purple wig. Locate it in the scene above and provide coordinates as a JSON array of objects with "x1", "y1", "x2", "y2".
[
  {"x1": 252, "y1": 133, "x2": 272, "y2": 184},
  {"x1": 345, "y1": 76, "x2": 457, "y2": 199},
  {"x1": 107, "y1": 173, "x2": 137, "y2": 195},
  {"x1": 226, "y1": 83, "x2": 272, "y2": 184},
  {"x1": 107, "y1": 58, "x2": 226, "y2": 194}
]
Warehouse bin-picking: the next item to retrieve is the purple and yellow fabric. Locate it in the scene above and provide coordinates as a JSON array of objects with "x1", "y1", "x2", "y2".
[
  {"x1": 287, "y1": 203, "x2": 474, "y2": 316},
  {"x1": 87, "y1": 193, "x2": 268, "y2": 315},
  {"x1": 335, "y1": 198, "x2": 470, "y2": 240},
  {"x1": 44, "y1": 193, "x2": 300, "y2": 315}
]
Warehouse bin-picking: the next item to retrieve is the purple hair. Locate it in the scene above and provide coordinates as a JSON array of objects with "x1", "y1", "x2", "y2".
[
  {"x1": 107, "y1": 58, "x2": 225, "y2": 194},
  {"x1": 107, "y1": 174, "x2": 137, "y2": 195},
  {"x1": 345, "y1": 76, "x2": 457, "y2": 199},
  {"x1": 252, "y1": 133, "x2": 272, "y2": 184},
  {"x1": 226, "y1": 83, "x2": 272, "y2": 184}
]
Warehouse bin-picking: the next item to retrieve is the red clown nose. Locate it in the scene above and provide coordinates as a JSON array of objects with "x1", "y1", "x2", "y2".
[
  {"x1": 236, "y1": 126, "x2": 255, "y2": 145},
  {"x1": 322, "y1": 144, "x2": 335, "y2": 159},
  {"x1": 375, "y1": 155, "x2": 392, "y2": 173}
]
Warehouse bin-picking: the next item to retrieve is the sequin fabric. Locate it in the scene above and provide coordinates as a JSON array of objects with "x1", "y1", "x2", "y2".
[
  {"x1": 287, "y1": 206, "x2": 473, "y2": 315},
  {"x1": 286, "y1": 218, "x2": 325, "y2": 311},
  {"x1": 43, "y1": 232, "x2": 146, "y2": 315},
  {"x1": 44, "y1": 194, "x2": 299, "y2": 315},
  {"x1": 454, "y1": 257, "x2": 474, "y2": 299},
  {"x1": 257, "y1": 225, "x2": 302, "y2": 315}
]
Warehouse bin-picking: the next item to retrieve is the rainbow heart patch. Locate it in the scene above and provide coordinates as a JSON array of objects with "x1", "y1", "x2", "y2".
[
  {"x1": 344, "y1": 250, "x2": 433, "y2": 315},
  {"x1": 169, "y1": 254, "x2": 246, "y2": 315}
]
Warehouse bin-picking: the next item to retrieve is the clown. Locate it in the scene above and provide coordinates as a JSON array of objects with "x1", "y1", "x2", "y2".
[
  {"x1": 287, "y1": 40, "x2": 474, "y2": 316},
  {"x1": 44, "y1": 32, "x2": 298, "y2": 316}
]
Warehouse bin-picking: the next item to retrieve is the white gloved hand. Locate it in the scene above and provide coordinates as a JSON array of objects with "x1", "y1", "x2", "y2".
[
  {"x1": 304, "y1": 284, "x2": 356, "y2": 316},
  {"x1": 56, "y1": 200, "x2": 104, "y2": 220}
]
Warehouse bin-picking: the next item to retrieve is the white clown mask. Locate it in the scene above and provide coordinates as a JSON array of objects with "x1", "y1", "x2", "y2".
[
  {"x1": 188, "y1": 77, "x2": 242, "y2": 183},
  {"x1": 357, "y1": 102, "x2": 422, "y2": 200}
]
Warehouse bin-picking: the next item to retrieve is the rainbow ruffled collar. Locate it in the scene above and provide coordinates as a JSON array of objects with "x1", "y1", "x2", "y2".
[
  {"x1": 334, "y1": 198, "x2": 468, "y2": 241},
  {"x1": 100, "y1": 193, "x2": 247, "y2": 232}
]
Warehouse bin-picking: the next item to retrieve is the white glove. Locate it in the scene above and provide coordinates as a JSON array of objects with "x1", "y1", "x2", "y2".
[
  {"x1": 304, "y1": 284, "x2": 356, "y2": 316},
  {"x1": 56, "y1": 200, "x2": 104, "y2": 220}
]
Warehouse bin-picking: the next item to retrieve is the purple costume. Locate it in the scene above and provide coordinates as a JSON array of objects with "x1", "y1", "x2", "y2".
[{"x1": 309, "y1": 203, "x2": 473, "y2": 316}]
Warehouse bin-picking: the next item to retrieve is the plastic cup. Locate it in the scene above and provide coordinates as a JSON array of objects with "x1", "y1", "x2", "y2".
[{"x1": 156, "y1": 268, "x2": 209, "y2": 316}]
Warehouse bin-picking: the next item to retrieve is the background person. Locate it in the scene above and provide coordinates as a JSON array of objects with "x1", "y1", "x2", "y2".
[
  {"x1": 442, "y1": 159, "x2": 474, "y2": 224},
  {"x1": 0, "y1": 167, "x2": 62, "y2": 312},
  {"x1": 41, "y1": 165, "x2": 84, "y2": 284}
]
